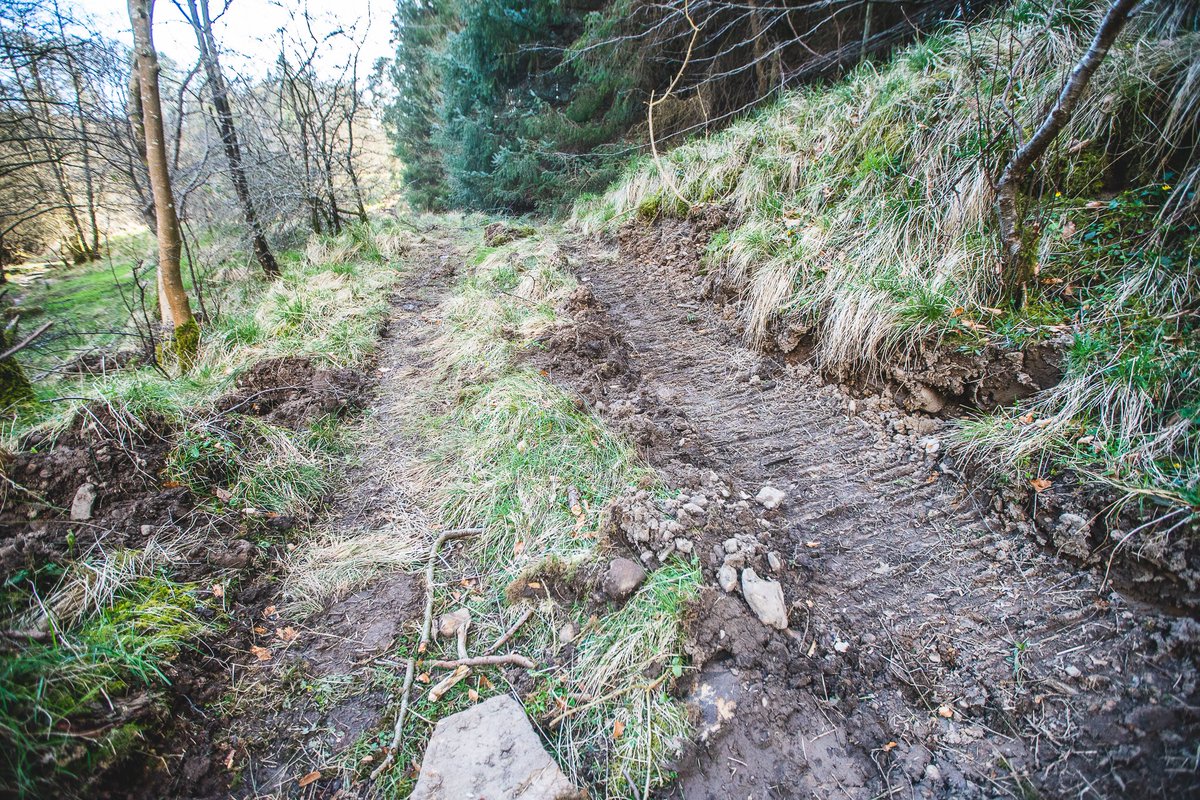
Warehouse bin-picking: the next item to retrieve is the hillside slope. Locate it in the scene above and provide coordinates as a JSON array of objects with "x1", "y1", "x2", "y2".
[{"x1": 573, "y1": 0, "x2": 1200, "y2": 585}]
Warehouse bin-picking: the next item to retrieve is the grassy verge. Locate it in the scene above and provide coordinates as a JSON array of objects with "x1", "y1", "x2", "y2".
[
  {"x1": 571, "y1": 0, "x2": 1199, "y2": 522},
  {"x1": 351, "y1": 228, "x2": 699, "y2": 798},
  {"x1": 0, "y1": 220, "x2": 414, "y2": 796}
]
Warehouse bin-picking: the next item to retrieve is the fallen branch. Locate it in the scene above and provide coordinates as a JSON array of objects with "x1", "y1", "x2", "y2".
[
  {"x1": 369, "y1": 526, "x2": 483, "y2": 781},
  {"x1": 429, "y1": 653, "x2": 536, "y2": 670},
  {"x1": 0, "y1": 320, "x2": 53, "y2": 361},
  {"x1": 484, "y1": 606, "x2": 534, "y2": 656}
]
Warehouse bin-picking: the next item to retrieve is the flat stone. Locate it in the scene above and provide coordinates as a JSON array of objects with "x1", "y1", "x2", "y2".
[
  {"x1": 755, "y1": 486, "x2": 786, "y2": 510},
  {"x1": 602, "y1": 557, "x2": 646, "y2": 600},
  {"x1": 410, "y1": 694, "x2": 584, "y2": 800},
  {"x1": 740, "y1": 568, "x2": 788, "y2": 629},
  {"x1": 70, "y1": 483, "x2": 97, "y2": 521}
]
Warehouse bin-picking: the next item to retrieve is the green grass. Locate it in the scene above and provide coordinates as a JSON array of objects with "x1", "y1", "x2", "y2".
[{"x1": 0, "y1": 565, "x2": 214, "y2": 798}]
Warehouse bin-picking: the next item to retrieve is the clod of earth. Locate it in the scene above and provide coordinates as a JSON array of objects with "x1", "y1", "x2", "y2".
[
  {"x1": 754, "y1": 485, "x2": 786, "y2": 510},
  {"x1": 739, "y1": 568, "x2": 788, "y2": 629},
  {"x1": 409, "y1": 694, "x2": 585, "y2": 800},
  {"x1": 69, "y1": 483, "x2": 97, "y2": 521},
  {"x1": 602, "y1": 556, "x2": 646, "y2": 600}
]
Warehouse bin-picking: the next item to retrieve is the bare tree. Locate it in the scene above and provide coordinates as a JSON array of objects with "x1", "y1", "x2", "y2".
[
  {"x1": 994, "y1": 0, "x2": 1140, "y2": 307},
  {"x1": 176, "y1": 0, "x2": 280, "y2": 278},
  {"x1": 128, "y1": 0, "x2": 198, "y2": 369}
]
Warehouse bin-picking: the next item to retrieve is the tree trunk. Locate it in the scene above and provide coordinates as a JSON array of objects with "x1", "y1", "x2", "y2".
[
  {"x1": 995, "y1": 0, "x2": 1138, "y2": 307},
  {"x1": 0, "y1": 326, "x2": 34, "y2": 410},
  {"x1": 128, "y1": 0, "x2": 198, "y2": 370},
  {"x1": 185, "y1": 0, "x2": 279, "y2": 279}
]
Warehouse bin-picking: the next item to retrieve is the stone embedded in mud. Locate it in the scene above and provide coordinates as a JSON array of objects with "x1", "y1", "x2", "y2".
[
  {"x1": 717, "y1": 564, "x2": 738, "y2": 593},
  {"x1": 754, "y1": 486, "x2": 786, "y2": 510},
  {"x1": 69, "y1": 483, "x2": 97, "y2": 521},
  {"x1": 740, "y1": 568, "x2": 788, "y2": 629},
  {"x1": 410, "y1": 694, "x2": 584, "y2": 800},
  {"x1": 602, "y1": 557, "x2": 646, "y2": 600},
  {"x1": 908, "y1": 384, "x2": 945, "y2": 414}
]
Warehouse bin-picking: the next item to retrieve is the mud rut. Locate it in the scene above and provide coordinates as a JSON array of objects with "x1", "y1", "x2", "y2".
[{"x1": 543, "y1": 234, "x2": 1198, "y2": 799}]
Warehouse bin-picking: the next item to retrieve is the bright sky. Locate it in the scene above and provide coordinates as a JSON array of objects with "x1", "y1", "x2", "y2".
[{"x1": 73, "y1": 0, "x2": 394, "y2": 80}]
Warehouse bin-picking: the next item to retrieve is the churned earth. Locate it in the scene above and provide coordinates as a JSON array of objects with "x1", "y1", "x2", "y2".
[{"x1": 526, "y1": 218, "x2": 1200, "y2": 799}]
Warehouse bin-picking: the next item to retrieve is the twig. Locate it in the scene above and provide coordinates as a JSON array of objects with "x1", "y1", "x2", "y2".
[
  {"x1": 0, "y1": 321, "x2": 53, "y2": 360},
  {"x1": 545, "y1": 672, "x2": 669, "y2": 729},
  {"x1": 369, "y1": 526, "x2": 483, "y2": 781},
  {"x1": 429, "y1": 654, "x2": 536, "y2": 670},
  {"x1": 484, "y1": 606, "x2": 534, "y2": 655}
]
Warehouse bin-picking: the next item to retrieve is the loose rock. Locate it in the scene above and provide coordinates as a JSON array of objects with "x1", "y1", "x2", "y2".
[
  {"x1": 69, "y1": 483, "x2": 97, "y2": 521},
  {"x1": 410, "y1": 694, "x2": 584, "y2": 800},
  {"x1": 438, "y1": 608, "x2": 472, "y2": 639},
  {"x1": 740, "y1": 568, "x2": 788, "y2": 629},
  {"x1": 755, "y1": 486, "x2": 786, "y2": 510},
  {"x1": 717, "y1": 565, "x2": 738, "y2": 593}
]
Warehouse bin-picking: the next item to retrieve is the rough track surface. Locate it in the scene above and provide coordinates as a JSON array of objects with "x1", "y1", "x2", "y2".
[{"x1": 546, "y1": 235, "x2": 1199, "y2": 800}]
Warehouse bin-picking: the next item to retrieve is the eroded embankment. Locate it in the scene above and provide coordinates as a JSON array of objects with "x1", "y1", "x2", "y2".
[{"x1": 528, "y1": 222, "x2": 1200, "y2": 799}]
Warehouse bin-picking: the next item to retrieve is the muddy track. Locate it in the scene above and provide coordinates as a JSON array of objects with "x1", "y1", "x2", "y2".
[{"x1": 548, "y1": 235, "x2": 1199, "y2": 799}]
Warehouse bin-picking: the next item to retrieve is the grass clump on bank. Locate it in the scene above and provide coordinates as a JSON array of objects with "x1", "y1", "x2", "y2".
[
  {"x1": 361, "y1": 227, "x2": 699, "y2": 798},
  {"x1": 572, "y1": 0, "x2": 1199, "y2": 521},
  {"x1": 0, "y1": 543, "x2": 215, "y2": 798}
]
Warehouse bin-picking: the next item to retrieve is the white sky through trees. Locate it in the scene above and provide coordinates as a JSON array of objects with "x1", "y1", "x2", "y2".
[{"x1": 73, "y1": 0, "x2": 393, "y2": 80}]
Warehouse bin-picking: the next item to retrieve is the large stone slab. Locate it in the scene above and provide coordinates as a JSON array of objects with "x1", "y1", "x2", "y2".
[{"x1": 411, "y1": 694, "x2": 585, "y2": 800}]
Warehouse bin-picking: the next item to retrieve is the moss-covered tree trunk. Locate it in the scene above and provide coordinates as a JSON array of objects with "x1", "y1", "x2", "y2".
[
  {"x1": 0, "y1": 326, "x2": 34, "y2": 409},
  {"x1": 995, "y1": 0, "x2": 1137, "y2": 307},
  {"x1": 128, "y1": 0, "x2": 199, "y2": 370}
]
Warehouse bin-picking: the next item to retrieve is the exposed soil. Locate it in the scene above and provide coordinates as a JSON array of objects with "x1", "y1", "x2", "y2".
[
  {"x1": 215, "y1": 355, "x2": 371, "y2": 428},
  {"x1": 531, "y1": 226, "x2": 1200, "y2": 799}
]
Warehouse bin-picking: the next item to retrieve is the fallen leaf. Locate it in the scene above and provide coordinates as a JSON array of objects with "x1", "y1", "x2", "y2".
[
  {"x1": 612, "y1": 719, "x2": 626, "y2": 739},
  {"x1": 162, "y1": 480, "x2": 182, "y2": 489},
  {"x1": 937, "y1": 705, "x2": 954, "y2": 718},
  {"x1": 211, "y1": 583, "x2": 224, "y2": 599},
  {"x1": 961, "y1": 319, "x2": 988, "y2": 331},
  {"x1": 253, "y1": 626, "x2": 267, "y2": 635},
  {"x1": 250, "y1": 645, "x2": 273, "y2": 662},
  {"x1": 528, "y1": 581, "x2": 542, "y2": 590},
  {"x1": 1019, "y1": 412, "x2": 1035, "y2": 424},
  {"x1": 805, "y1": 541, "x2": 821, "y2": 548},
  {"x1": 468, "y1": 688, "x2": 480, "y2": 703},
  {"x1": 949, "y1": 306, "x2": 965, "y2": 318},
  {"x1": 1030, "y1": 477, "x2": 1052, "y2": 493},
  {"x1": 478, "y1": 674, "x2": 494, "y2": 690},
  {"x1": 215, "y1": 487, "x2": 233, "y2": 503},
  {"x1": 882, "y1": 741, "x2": 898, "y2": 752},
  {"x1": 513, "y1": 540, "x2": 525, "y2": 556},
  {"x1": 297, "y1": 770, "x2": 321, "y2": 788},
  {"x1": 276, "y1": 626, "x2": 299, "y2": 643},
  {"x1": 417, "y1": 672, "x2": 431, "y2": 684},
  {"x1": 262, "y1": 605, "x2": 277, "y2": 618}
]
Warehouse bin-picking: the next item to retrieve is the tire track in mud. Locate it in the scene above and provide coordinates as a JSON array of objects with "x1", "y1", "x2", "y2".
[{"x1": 544, "y1": 234, "x2": 1199, "y2": 800}]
